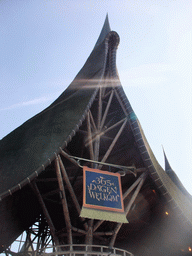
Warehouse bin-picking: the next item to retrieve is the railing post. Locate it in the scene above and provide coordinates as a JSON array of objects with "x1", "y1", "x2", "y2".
[{"x1": 34, "y1": 244, "x2": 133, "y2": 256}]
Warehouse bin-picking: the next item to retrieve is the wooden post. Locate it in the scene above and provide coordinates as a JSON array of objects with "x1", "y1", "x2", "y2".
[
  {"x1": 124, "y1": 173, "x2": 147, "y2": 215},
  {"x1": 97, "y1": 87, "x2": 102, "y2": 131},
  {"x1": 71, "y1": 226, "x2": 87, "y2": 235},
  {"x1": 89, "y1": 110, "x2": 97, "y2": 131},
  {"x1": 99, "y1": 119, "x2": 127, "y2": 169},
  {"x1": 93, "y1": 172, "x2": 147, "y2": 232},
  {"x1": 85, "y1": 88, "x2": 103, "y2": 246},
  {"x1": 60, "y1": 148, "x2": 80, "y2": 167},
  {"x1": 114, "y1": 89, "x2": 128, "y2": 116},
  {"x1": 100, "y1": 90, "x2": 114, "y2": 129},
  {"x1": 86, "y1": 111, "x2": 94, "y2": 162},
  {"x1": 109, "y1": 173, "x2": 147, "y2": 247},
  {"x1": 55, "y1": 156, "x2": 73, "y2": 244},
  {"x1": 123, "y1": 172, "x2": 147, "y2": 200},
  {"x1": 58, "y1": 155, "x2": 88, "y2": 230},
  {"x1": 30, "y1": 182, "x2": 59, "y2": 245},
  {"x1": 93, "y1": 220, "x2": 104, "y2": 232},
  {"x1": 103, "y1": 117, "x2": 126, "y2": 134}
]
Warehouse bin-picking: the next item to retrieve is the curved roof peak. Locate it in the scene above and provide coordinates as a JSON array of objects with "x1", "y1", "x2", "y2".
[
  {"x1": 162, "y1": 147, "x2": 191, "y2": 196},
  {"x1": 94, "y1": 14, "x2": 111, "y2": 48},
  {"x1": 163, "y1": 148, "x2": 172, "y2": 172}
]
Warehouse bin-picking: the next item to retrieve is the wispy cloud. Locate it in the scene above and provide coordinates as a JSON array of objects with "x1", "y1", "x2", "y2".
[
  {"x1": 0, "y1": 62, "x2": 178, "y2": 111},
  {"x1": 0, "y1": 91, "x2": 63, "y2": 111}
]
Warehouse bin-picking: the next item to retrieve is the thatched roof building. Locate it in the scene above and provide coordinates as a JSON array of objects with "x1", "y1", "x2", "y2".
[{"x1": 0, "y1": 16, "x2": 192, "y2": 256}]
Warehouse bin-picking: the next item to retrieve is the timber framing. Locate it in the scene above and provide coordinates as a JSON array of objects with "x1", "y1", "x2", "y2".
[
  {"x1": 1, "y1": 15, "x2": 192, "y2": 256},
  {"x1": 27, "y1": 76, "x2": 149, "y2": 247},
  {"x1": 30, "y1": 150, "x2": 149, "y2": 247}
]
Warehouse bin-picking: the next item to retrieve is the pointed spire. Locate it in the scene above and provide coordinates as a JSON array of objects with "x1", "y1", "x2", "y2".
[
  {"x1": 94, "y1": 14, "x2": 111, "y2": 48},
  {"x1": 163, "y1": 147, "x2": 172, "y2": 172},
  {"x1": 162, "y1": 147, "x2": 191, "y2": 196}
]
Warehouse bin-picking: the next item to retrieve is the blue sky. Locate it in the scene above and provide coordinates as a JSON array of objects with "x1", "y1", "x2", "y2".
[{"x1": 0, "y1": 0, "x2": 192, "y2": 194}]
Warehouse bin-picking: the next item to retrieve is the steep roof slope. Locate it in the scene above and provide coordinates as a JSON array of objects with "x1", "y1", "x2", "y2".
[
  {"x1": 0, "y1": 17, "x2": 111, "y2": 199},
  {"x1": 0, "y1": 16, "x2": 192, "y2": 254}
]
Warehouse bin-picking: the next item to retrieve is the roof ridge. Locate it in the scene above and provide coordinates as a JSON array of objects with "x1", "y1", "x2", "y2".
[{"x1": 94, "y1": 14, "x2": 111, "y2": 49}]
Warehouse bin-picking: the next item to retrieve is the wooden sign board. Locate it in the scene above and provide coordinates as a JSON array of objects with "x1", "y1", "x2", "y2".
[{"x1": 80, "y1": 166, "x2": 128, "y2": 223}]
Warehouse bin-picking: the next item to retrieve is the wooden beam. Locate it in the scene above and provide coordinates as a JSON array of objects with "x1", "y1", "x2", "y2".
[
  {"x1": 102, "y1": 117, "x2": 126, "y2": 135},
  {"x1": 94, "y1": 134, "x2": 100, "y2": 167},
  {"x1": 4, "y1": 249, "x2": 18, "y2": 256},
  {"x1": 114, "y1": 89, "x2": 128, "y2": 116},
  {"x1": 97, "y1": 87, "x2": 102, "y2": 130},
  {"x1": 55, "y1": 156, "x2": 73, "y2": 244},
  {"x1": 44, "y1": 197, "x2": 62, "y2": 205},
  {"x1": 85, "y1": 220, "x2": 94, "y2": 246},
  {"x1": 36, "y1": 178, "x2": 58, "y2": 182},
  {"x1": 93, "y1": 231, "x2": 114, "y2": 236},
  {"x1": 42, "y1": 188, "x2": 60, "y2": 199},
  {"x1": 30, "y1": 182, "x2": 59, "y2": 245},
  {"x1": 100, "y1": 89, "x2": 114, "y2": 129},
  {"x1": 109, "y1": 173, "x2": 147, "y2": 247},
  {"x1": 102, "y1": 87, "x2": 113, "y2": 99},
  {"x1": 99, "y1": 119, "x2": 127, "y2": 169},
  {"x1": 93, "y1": 173, "x2": 148, "y2": 232},
  {"x1": 25, "y1": 233, "x2": 35, "y2": 252},
  {"x1": 123, "y1": 172, "x2": 147, "y2": 200},
  {"x1": 85, "y1": 88, "x2": 103, "y2": 245},
  {"x1": 93, "y1": 90, "x2": 102, "y2": 166},
  {"x1": 58, "y1": 155, "x2": 88, "y2": 230},
  {"x1": 93, "y1": 220, "x2": 103, "y2": 232},
  {"x1": 89, "y1": 110, "x2": 97, "y2": 131},
  {"x1": 86, "y1": 111, "x2": 94, "y2": 161},
  {"x1": 124, "y1": 172, "x2": 147, "y2": 215},
  {"x1": 101, "y1": 73, "x2": 109, "y2": 98},
  {"x1": 71, "y1": 226, "x2": 87, "y2": 235},
  {"x1": 60, "y1": 148, "x2": 79, "y2": 167},
  {"x1": 86, "y1": 116, "x2": 125, "y2": 151}
]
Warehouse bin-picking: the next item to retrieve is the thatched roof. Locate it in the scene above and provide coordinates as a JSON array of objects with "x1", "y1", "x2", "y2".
[
  {"x1": 0, "y1": 16, "x2": 192, "y2": 254},
  {"x1": 0, "y1": 16, "x2": 111, "y2": 199}
]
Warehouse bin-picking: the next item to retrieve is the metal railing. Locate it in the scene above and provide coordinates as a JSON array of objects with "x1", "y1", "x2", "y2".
[{"x1": 36, "y1": 244, "x2": 134, "y2": 256}]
